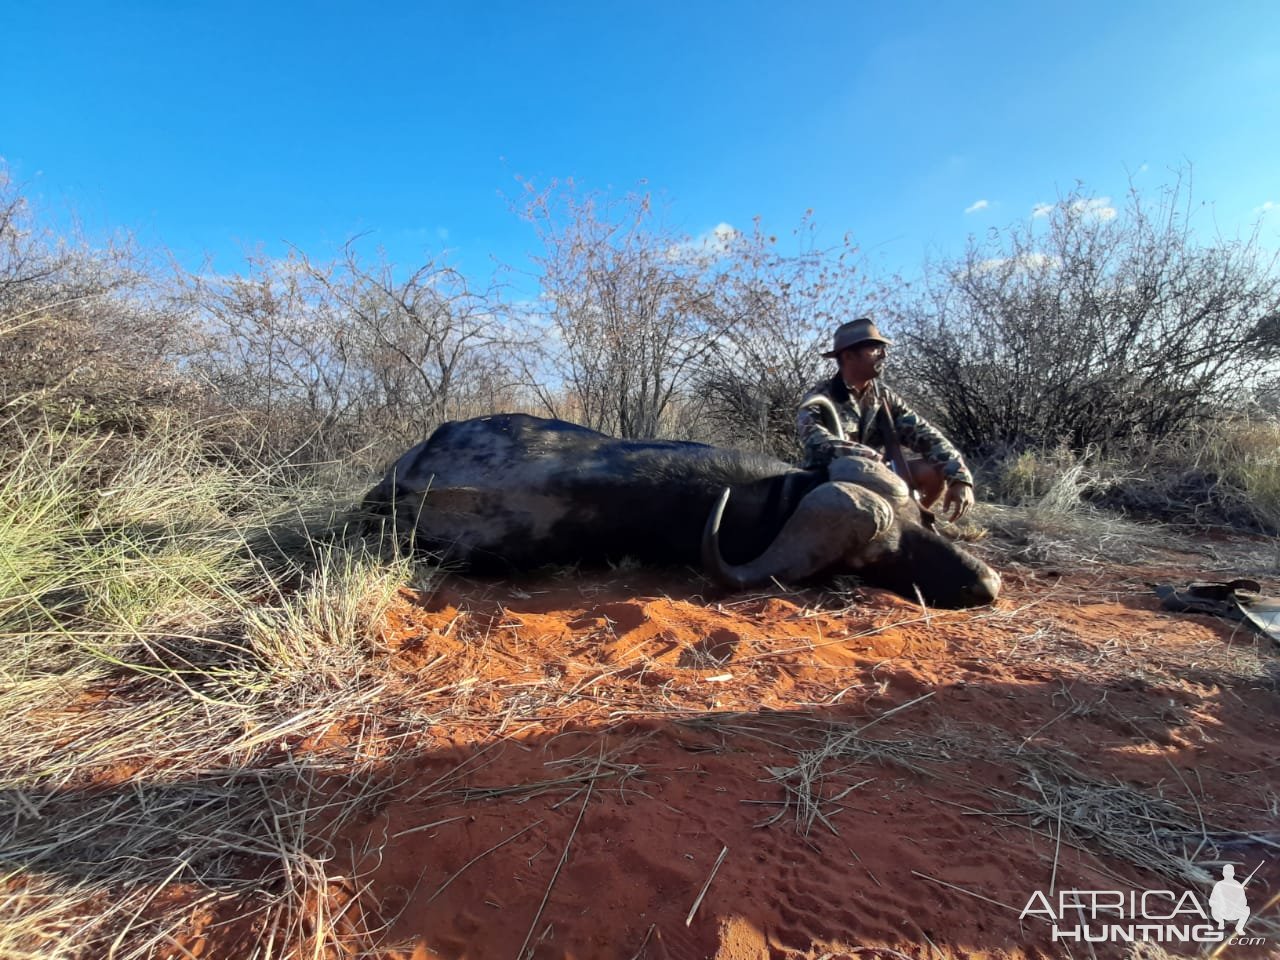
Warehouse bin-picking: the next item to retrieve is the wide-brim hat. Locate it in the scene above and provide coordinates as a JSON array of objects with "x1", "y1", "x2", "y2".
[{"x1": 821, "y1": 317, "x2": 893, "y2": 358}]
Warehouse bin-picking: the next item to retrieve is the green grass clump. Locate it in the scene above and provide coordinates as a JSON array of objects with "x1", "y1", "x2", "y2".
[
  {"x1": 984, "y1": 417, "x2": 1280, "y2": 532},
  {"x1": 1201, "y1": 418, "x2": 1280, "y2": 529},
  {"x1": 1106, "y1": 417, "x2": 1280, "y2": 531}
]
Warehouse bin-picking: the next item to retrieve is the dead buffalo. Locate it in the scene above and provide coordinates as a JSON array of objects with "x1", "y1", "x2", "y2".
[{"x1": 363, "y1": 414, "x2": 1000, "y2": 608}]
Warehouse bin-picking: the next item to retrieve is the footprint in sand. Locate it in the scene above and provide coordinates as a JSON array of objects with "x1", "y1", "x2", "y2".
[
  {"x1": 677, "y1": 628, "x2": 741, "y2": 670},
  {"x1": 593, "y1": 600, "x2": 651, "y2": 633}
]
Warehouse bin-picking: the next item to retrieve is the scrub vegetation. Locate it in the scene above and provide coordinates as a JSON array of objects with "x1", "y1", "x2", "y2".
[{"x1": 1, "y1": 165, "x2": 1278, "y2": 956}]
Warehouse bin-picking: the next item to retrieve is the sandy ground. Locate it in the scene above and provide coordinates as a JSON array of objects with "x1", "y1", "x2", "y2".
[{"x1": 180, "y1": 529, "x2": 1279, "y2": 959}]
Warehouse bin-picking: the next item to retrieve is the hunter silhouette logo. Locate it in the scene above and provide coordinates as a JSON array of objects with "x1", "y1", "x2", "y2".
[
  {"x1": 1018, "y1": 861, "x2": 1267, "y2": 945},
  {"x1": 1209, "y1": 864, "x2": 1251, "y2": 935}
]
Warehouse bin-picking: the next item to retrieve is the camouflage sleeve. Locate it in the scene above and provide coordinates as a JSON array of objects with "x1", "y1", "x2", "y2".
[
  {"x1": 881, "y1": 387, "x2": 974, "y2": 486},
  {"x1": 796, "y1": 396, "x2": 838, "y2": 467},
  {"x1": 796, "y1": 388, "x2": 877, "y2": 468}
]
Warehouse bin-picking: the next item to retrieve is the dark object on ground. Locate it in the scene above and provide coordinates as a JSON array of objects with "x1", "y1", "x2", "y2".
[
  {"x1": 1155, "y1": 579, "x2": 1280, "y2": 644},
  {"x1": 363, "y1": 414, "x2": 1000, "y2": 608}
]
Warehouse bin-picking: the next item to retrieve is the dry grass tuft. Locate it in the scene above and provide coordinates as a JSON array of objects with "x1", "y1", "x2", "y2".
[{"x1": 0, "y1": 414, "x2": 424, "y2": 957}]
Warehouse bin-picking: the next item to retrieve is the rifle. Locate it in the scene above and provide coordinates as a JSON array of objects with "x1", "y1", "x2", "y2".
[{"x1": 876, "y1": 398, "x2": 937, "y2": 530}]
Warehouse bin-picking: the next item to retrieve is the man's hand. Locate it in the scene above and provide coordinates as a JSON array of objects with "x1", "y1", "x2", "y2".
[{"x1": 943, "y1": 481, "x2": 974, "y2": 521}]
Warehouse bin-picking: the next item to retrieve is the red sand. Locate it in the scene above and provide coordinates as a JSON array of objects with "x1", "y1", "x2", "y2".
[{"x1": 187, "y1": 552, "x2": 1279, "y2": 959}]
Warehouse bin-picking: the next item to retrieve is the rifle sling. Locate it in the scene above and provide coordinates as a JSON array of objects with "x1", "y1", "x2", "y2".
[{"x1": 876, "y1": 399, "x2": 937, "y2": 530}]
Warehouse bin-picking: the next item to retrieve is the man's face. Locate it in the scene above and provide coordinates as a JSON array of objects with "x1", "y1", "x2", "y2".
[{"x1": 838, "y1": 341, "x2": 889, "y2": 385}]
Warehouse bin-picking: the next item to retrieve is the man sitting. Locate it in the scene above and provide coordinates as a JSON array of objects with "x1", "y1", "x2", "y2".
[{"x1": 796, "y1": 317, "x2": 975, "y2": 521}]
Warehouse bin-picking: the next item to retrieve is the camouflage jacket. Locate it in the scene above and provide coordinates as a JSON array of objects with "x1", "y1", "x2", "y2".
[{"x1": 795, "y1": 375, "x2": 973, "y2": 486}]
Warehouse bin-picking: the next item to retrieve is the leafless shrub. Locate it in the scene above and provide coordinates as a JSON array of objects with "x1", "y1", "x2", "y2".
[
  {"x1": 182, "y1": 242, "x2": 514, "y2": 464},
  {"x1": 0, "y1": 171, "x2": 193, "y2": 436},
  {"x1": 515, "y1": 184, "x2": 874, "y2": 454},
  {"x1": 887, "y1": 176, "x2": 1280, "y2": 457},
  {"x1": 515, "y1": 181, "x2": 736, "y2": 439},
  {"x1": 695, "y1": 216, "x2": 871, "y2": 457}
]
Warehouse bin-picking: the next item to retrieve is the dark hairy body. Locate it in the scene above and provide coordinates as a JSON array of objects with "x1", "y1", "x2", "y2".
[{"x1": 364, "y1": 414, "x2": 1000, "y2": 608}]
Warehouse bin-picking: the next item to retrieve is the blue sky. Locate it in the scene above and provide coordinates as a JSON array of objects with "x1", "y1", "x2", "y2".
[{"x1": 3, "y1": 0, "x2": 1278, "y2": 288}]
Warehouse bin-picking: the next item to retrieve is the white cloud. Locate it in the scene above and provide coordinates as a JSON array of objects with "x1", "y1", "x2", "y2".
[
  {"x1": 974, "y1": 252, "x2": 1059, "y2": 275},
  {"x1": 1138, "y1": 163, "x2": 1150, "y2": 173},
  {"x1": 1070, "y1": 197, "x2": 1117, "y2": 221},
  {"x1": 964, "y1": 199, "x2": 989, "y2": 214},
  {"x1": 1032, "y1": 198, "x2": 1118, "y2": 222},
  {"x1": 666, "y1": 222, "x2": 738, "y2": 264},
  {"x1": 1255, "y1": 201, "x2": 1277, "y2": 215}
]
